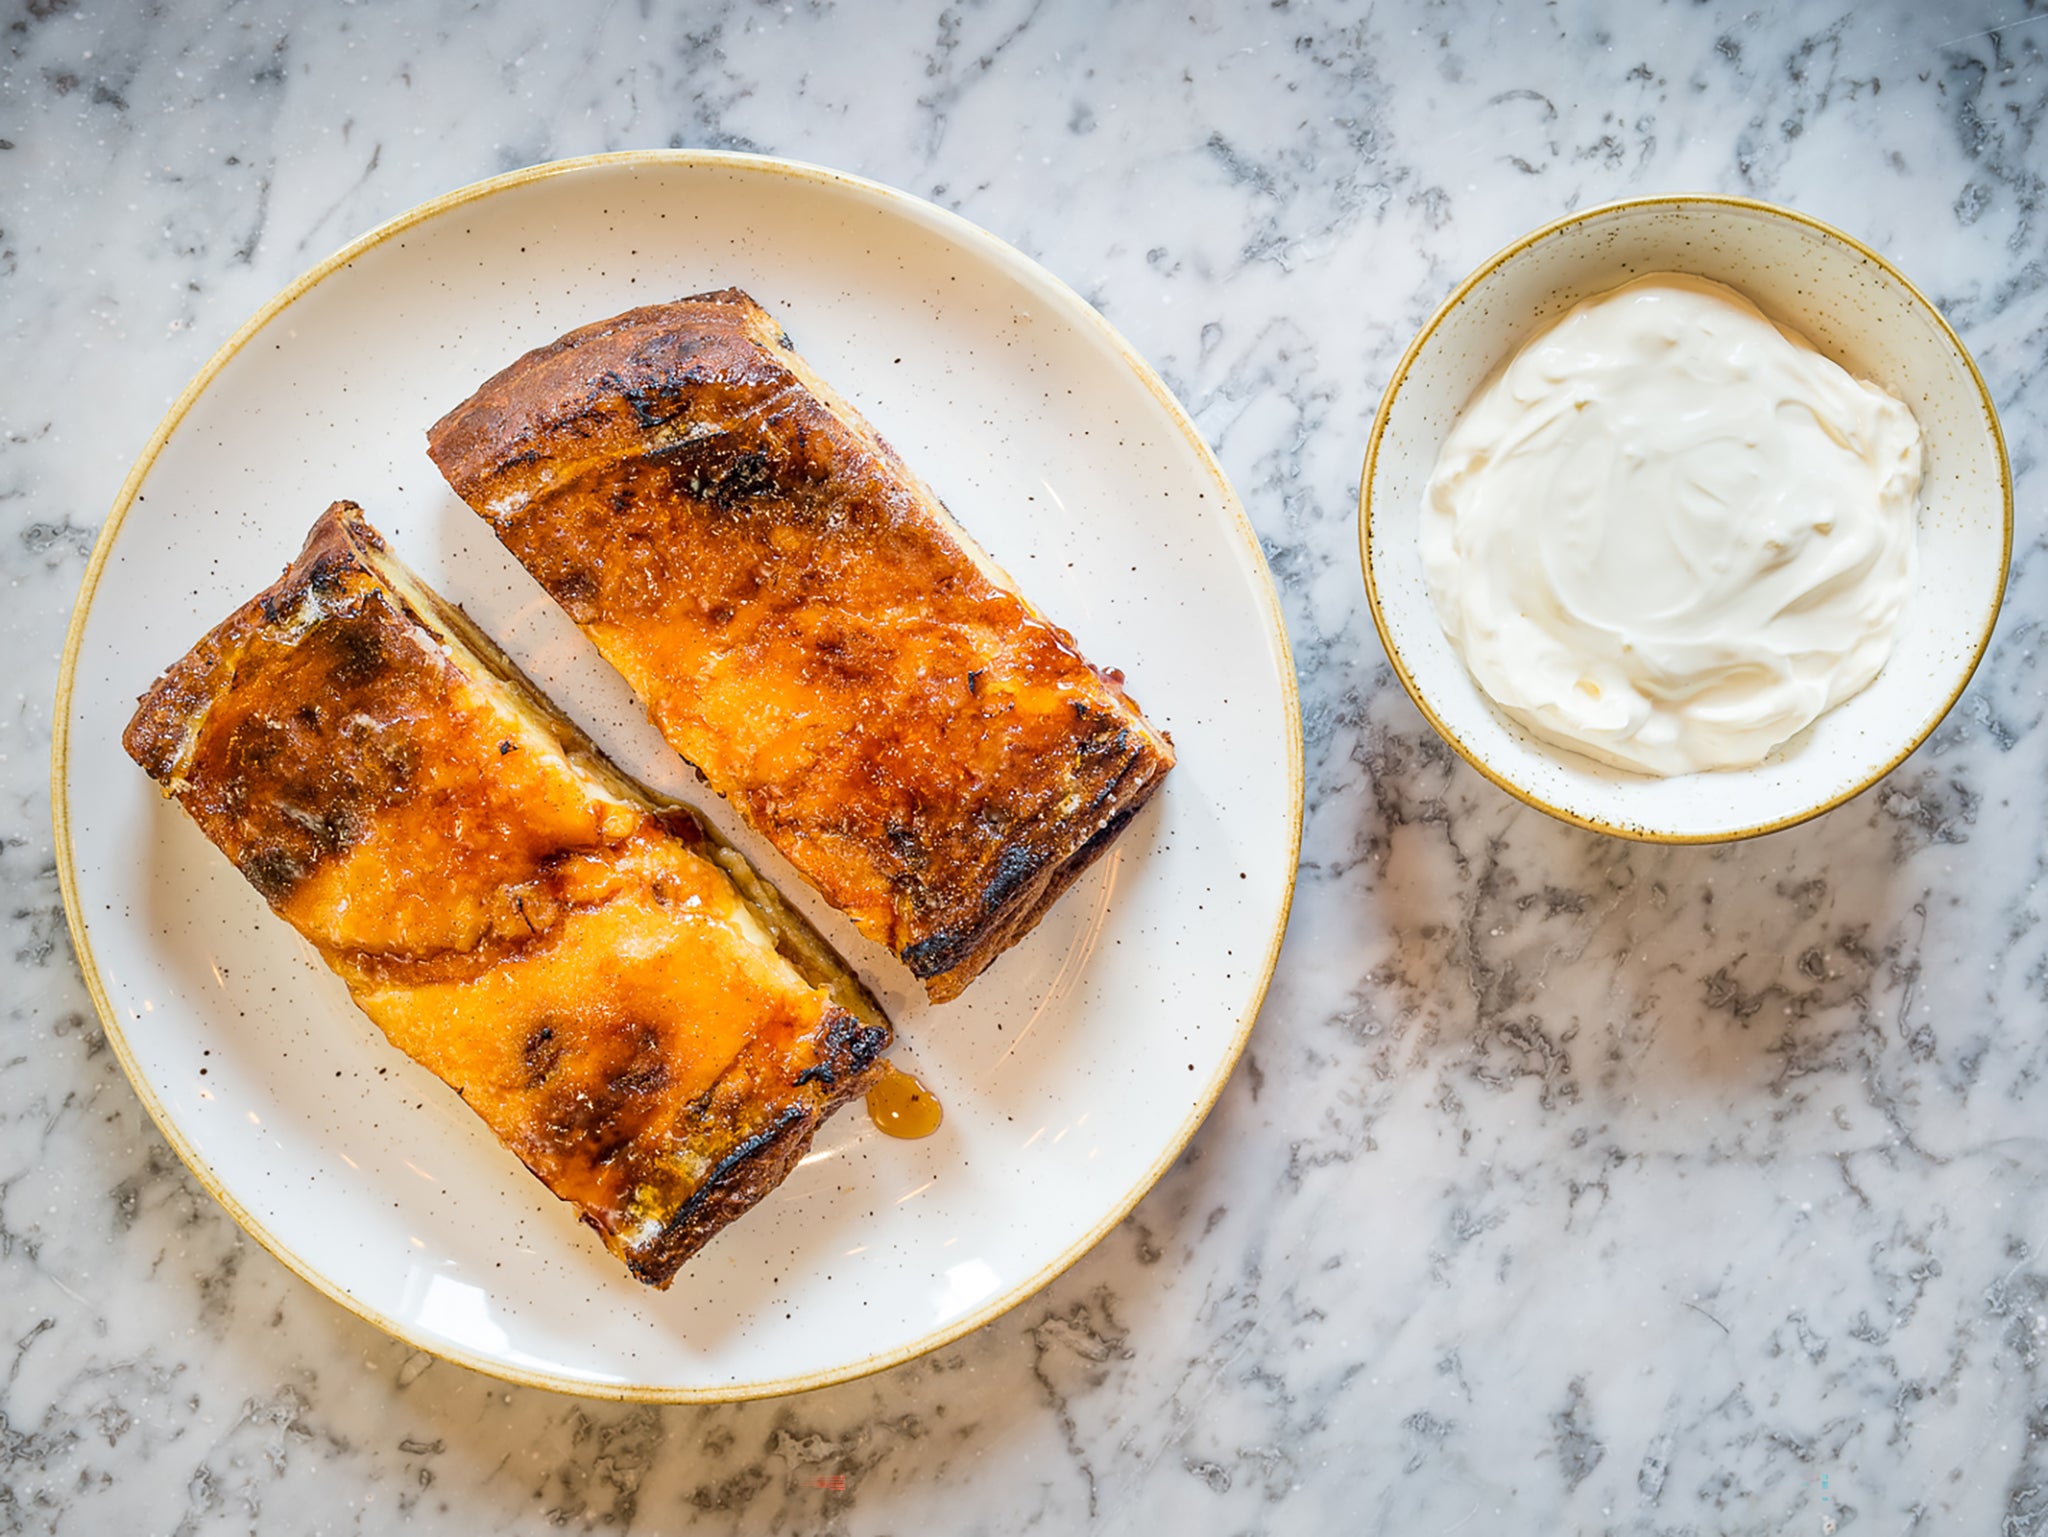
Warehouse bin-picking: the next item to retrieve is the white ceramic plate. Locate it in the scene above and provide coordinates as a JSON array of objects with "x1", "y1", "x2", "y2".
[
  {"x1": 1362, "y1": 196, "x2": 2010, "y2": 842},
  {"x1": 55, "y1": 153, "x2": 1301, "y2": 1401}
]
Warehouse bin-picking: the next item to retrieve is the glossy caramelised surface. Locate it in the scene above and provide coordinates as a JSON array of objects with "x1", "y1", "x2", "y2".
[
  {"x1": 122, "y1": 502, "x2": 889, "y2": 1284},
  {"x1": 428, "y1": 289, "x2": 1175, "y2": 1000}
]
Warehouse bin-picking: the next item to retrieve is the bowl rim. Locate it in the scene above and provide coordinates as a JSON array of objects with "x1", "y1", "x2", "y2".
[{"x1": 1357, "y1": 192, "x2": 2014, "y2": 844}]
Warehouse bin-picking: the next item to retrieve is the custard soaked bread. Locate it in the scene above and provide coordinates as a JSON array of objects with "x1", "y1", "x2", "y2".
[
  {"x1": 123, "y1": 501, "x2": 890, "y2": 1286},
  {"x1": 428, "y1": 289, "x2": 1175, "y2": 1002}
]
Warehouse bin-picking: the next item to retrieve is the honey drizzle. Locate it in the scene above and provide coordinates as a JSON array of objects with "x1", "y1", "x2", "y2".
[{"x1": 866, "y1": 1063, "x2": 942, "y2": 1139}]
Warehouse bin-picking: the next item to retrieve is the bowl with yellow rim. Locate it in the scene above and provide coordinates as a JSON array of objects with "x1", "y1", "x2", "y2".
[{"x1": 1359, "y1": 194, "x2": 2011, "y2": 843}]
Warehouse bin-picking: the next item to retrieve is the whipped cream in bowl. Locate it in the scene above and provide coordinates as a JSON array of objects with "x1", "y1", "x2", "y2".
[
  {"x1": 1361, "y1": 197, "x2": 2010, "y2": 842},
  {"x1": 1420, "y1": 273, "x2": 1925, "y2": 778}
]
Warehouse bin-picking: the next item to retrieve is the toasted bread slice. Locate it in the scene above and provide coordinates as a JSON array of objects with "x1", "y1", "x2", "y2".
[
  {"x1": 124, "y1": 501, "x2": 890, "y2": 1286},
  {"x1": 427, "y1": 289, "x2": 1175, "y2": 1001}
]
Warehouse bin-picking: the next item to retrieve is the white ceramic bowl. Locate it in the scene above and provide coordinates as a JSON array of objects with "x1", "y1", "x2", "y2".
[{"x1": 1360, "y1": 195, "x2": 2011, "y2": 842}]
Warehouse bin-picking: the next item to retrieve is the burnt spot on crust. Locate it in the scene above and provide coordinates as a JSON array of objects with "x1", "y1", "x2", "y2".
[
  {"x1": 662, "y1": 440, "x2": 780, "y2": 510},
  {"x1": 321, "y1": 612, "x2": 391, "y2": 687},
  {"x1": 1078, "y1": 724, "x2": 1133, "y2": 760},
  {"x1": 256, "y1": 542, "x2": 362, "y2": 625},
  {"x1": 839, "y1": 1018, "x2": 889, "y2": 1076},
  {"x1": 534, "y1": 1019, "x2": 676, "y2": 1171},
  {"x1": 621, "y1": 1102, "x2": 811, "y2": 1285},
  {"x1": 884, "y1": 819, "x2": 925, "y2": 870},
  {"x1": 306, "y1": 543, "x2": 365, "y2": 598},
  {"x1": 620, "y1": 373, "x2": 688, "y2": 432},
  {"x1": 793, "y1": 1006, "x2": 890, "y2": 1088},
  {"x1": 981, "y1": 840, "x2": 1049, "y2": 919},
  {"x1": 273, "y1": 792, "x2": 366, "y2": 855},
  {"x1": 886, "y1": 837, "x2": 1056, "y2": 982},
  {"x1": 702, "y1": 1104, "x2": 808, "y2": 1189},
  {"x1": 647, "y1": 807, "x2": 710, "y2": 851},
  {"x1": 607, "y1": 1027, "x2": 671, "y2": 1102},
  {"x1": 544, "y1": 568, "x2": 603, "y2": 625},
  {"x1": 901, "y1": 923, "x2": 975, "y2": 980},
  {"x1": 240, "y1": 845, "x2": 310, "y2": 903},
  {"x1": 523, "y1": 1022, "x2": 563, "y2": 1087}
]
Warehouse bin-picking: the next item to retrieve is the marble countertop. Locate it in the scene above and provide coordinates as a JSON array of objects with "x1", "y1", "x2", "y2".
[{"x1": 5, "y1": 1, "x2": 2044, "y2": 1530}]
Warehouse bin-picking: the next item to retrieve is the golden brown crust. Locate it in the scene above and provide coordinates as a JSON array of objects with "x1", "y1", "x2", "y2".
[
  {"x1": 427, "y1": 289, "x2": 1175, "y2": 1001},
  {"x1": 124, "y1": 501, "x2": 890, "y2": 1285}
]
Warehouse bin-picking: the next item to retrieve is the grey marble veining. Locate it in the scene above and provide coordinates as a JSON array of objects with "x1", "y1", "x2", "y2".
[{"x1": 5, "y1": 0, "x2": 2047, "y2": 1531}]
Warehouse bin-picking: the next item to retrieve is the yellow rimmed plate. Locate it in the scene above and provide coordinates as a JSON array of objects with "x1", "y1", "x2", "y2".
[{"x1": 54, "y1": 152, "x2": 1301, "y2": 1401}]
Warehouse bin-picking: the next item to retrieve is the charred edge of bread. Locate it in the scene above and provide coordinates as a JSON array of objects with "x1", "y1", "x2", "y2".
[
  {"x1": 425, "y1": 288, "x2": 1046, "y2": 662},
  {"x1": 123, "y1": 509, "x2": 374, "y2": 791},
  {"x1": 620, "y1": 1103, "x2": 816, "y2": 1285},
  {"x1": 424, "y1": 286, "x2": 756, "y2": 464},
  {"x1": 623, "y1": 1008, "x2": 888, "y2": 1286},
  {"x1": 912, "y1": 746, "x2": 1173, "y2": 1002}
]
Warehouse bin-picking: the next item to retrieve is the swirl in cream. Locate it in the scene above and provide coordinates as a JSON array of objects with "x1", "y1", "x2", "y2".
[{"x1": 1420, "y1": 273, "x2": 1924, "y2": 776}]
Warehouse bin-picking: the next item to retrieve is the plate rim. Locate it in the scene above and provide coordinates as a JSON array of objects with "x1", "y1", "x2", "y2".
[
  {"x1": 1356, "y1": 191, "x2": 2013, "y2": 844},
  {"x1": 50, "y1": 149, "x2": 1305, "y2": 1402}
]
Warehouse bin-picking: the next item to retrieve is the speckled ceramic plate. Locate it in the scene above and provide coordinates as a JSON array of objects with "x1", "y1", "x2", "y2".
[{"x1": 53, "y1": 153, "x2": 1301, "y2": 1401}]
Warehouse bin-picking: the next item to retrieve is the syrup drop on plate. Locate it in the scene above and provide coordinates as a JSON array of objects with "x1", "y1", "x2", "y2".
[{"x1": 866, "y1": 1064, "x2": 942, "y2": 1139}]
